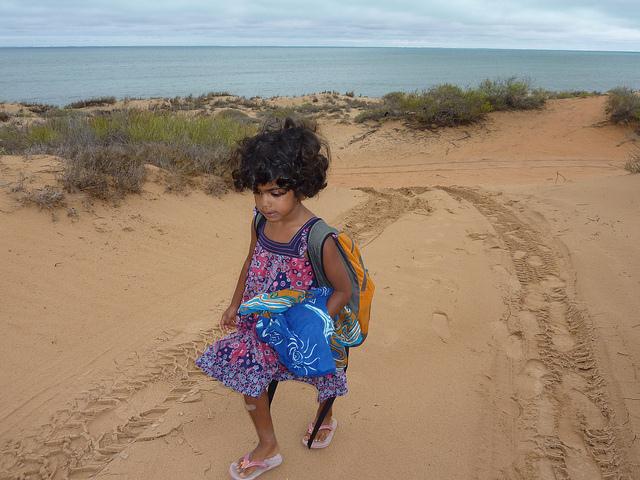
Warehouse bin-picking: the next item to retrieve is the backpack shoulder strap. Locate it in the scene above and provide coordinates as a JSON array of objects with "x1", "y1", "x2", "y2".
[
  {"x1": 307, "y1": 219, "x2": 338, "y2": 288},
  {"x1": 254, "y1": 211, "x2": 266, "y2": 234}
]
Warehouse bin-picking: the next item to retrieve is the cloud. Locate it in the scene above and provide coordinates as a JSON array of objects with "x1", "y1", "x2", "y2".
[{"x1": 1, "y1": 0, "x2": 639, "y2": 50}]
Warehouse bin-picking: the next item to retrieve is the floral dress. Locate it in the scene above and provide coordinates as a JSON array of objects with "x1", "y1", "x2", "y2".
[{"x1": 195, "y1": 216, "x2": 348, "y2": 402}]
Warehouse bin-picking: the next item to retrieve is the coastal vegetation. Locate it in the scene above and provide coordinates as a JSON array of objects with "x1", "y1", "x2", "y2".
[
  {"x1": 0, "y1": 110, "x2": 256, "y2": 200},
  {"x1": 353, "y1": 78, "x2": 591, "y2": 126},
  {"x1": 606, "y1": 88, "x2": 640, "y2": 174},
  {"x1": 65, "y1": 96, "x2": 117, "y2": 109},
  {"x1": 0, "y1": 79, "x2": 637, "y2": 203},
  {"x1": 606, "y1": 87, "x2": 640, "y2": 125}
]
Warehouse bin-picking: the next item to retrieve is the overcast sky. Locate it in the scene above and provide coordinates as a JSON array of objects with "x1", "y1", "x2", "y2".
[{"x1": 1, "y1": 0, "x2": 639, "y2": 51}]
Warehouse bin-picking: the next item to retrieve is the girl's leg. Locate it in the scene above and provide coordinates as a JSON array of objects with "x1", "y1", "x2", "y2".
[{"x1": 236, "y1": 391, "x2": 280, "y2": 477}]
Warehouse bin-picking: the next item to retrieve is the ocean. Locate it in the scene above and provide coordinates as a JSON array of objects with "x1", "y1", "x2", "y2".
[{"x1": 1, "y1": 46, "x2": 638, "y2": 106}]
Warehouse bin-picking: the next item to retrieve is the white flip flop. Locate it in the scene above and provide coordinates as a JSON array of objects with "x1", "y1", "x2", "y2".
[
  {"x1": 303, "y1": 417, "x2": 338, "y2": 449},
  {"x1": 229, "y1": 452, "x2": 283, "y2": 479}
]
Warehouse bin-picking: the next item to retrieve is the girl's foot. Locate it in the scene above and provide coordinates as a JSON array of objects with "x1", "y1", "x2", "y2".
[
  {"x1": 234, "y1": 442, "x2": 280, "y2": 478},
  {"x1": 302, "y1": 416, "x2": 338, "y2": 447}
]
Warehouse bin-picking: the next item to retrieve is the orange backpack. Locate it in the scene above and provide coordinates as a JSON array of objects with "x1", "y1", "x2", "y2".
[{"x1": 307, "y1": 220, "x2": 375, "y2": 348}]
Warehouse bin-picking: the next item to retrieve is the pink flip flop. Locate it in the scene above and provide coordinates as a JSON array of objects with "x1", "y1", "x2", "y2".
[
  {"x1": 229, "y1": 452, "x2": 283, "y2": 480},
  {"x1": 303, "y1": 417, "x2": 338, "y2": 449}
]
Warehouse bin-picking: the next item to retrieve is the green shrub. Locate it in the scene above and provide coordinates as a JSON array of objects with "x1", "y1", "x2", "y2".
[
  {"x1": 416, "y1": 84, "x2": 491, "y2": 126},
  {"x1": 357, "y1": 85, "x2": 491, "y2": 126},
  {"x1": 215, "y1": 108, "x2": 258, "y2": 125},
  {"x1": 478, "y1": 78, "x2": 545, "y2": 110},
  {"x1": 0, "y1": 124, "x2": 29, "y2": 152},
  {"x1": 355, "y1": 78, "x2": 548, "y2": 127},
  {"x1": 65, "y1": 96, "x2": 117, "y2": 109},
  {"x1": 26, "y1": 123, "x2": 61, "y2": 146},
  {"x1": 545, "y1": 90, "x2": 600, "y2": 99},
  {"x1": 354, "y1": 109, "x2": 387, "y2": 123},
  {"x1": 205, "y1": 91, "x2": 232, "y2": 97},
  {"x1": 606, "y1": 87, "x2": 640, "y2": 124}
]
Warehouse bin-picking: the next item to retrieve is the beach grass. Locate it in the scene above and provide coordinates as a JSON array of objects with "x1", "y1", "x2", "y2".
[{"x1": 0, "y1": 110, "x2": 257, "y2": 199}]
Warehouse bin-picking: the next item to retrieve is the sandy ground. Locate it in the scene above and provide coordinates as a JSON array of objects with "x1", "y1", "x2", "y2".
[{"x1": 1, "y1": 96, "x2": 639, "y2": 479}]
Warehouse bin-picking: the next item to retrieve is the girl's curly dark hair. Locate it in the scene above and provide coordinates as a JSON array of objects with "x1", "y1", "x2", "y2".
[{"x1": 231, "y1": 117, "x2": 330, "y2": 198}]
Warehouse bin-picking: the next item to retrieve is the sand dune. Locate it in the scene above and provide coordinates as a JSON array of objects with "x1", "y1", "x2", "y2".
[{"x1": 1, "y1": 96, "x2": 639, "y2": 479}]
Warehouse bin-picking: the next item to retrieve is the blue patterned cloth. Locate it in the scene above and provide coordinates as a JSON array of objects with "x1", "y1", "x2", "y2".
[{"x1": 239, "y1": 287, "x2": 336, "y2": 377}]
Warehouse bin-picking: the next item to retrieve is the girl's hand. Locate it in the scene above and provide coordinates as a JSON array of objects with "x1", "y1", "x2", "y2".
[{"x1": 219, "y1": 305, "x2": 239, "y2": 332}]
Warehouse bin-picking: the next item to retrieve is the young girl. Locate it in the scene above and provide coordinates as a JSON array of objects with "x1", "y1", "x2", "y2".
[{"x1": 196, "y1": 118, "x2": 352, "y2": 479}]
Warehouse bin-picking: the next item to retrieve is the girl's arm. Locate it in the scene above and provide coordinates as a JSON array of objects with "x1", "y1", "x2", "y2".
[
  {"x1": 220, "y1": 220, "x2": 258, "y2": 329},
  {"x1": 322, "y1": 236, "x2": 352, "y2": 318}
]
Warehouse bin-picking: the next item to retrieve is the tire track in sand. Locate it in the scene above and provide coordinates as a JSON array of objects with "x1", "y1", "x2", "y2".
[
  {"x1": 0, "y1": 187, "x2": 429, "y2": 480},
  {"x1": 440, "y1": 186, "x2": 633, "y2": 480},
  {"x1": 0, "y1": 329, "x2": 222, "y2": 480}
]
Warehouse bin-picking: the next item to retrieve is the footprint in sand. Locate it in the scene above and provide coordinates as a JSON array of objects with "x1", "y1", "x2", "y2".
[
  {"x1": 523, "y1": 287, "x2": 547, "y2": 311},
  {"x1": 515, "y1": 359, "x2": 548, "y2": 399},
  {"x1": 526, "y1": 255, "x2": 544, "y2": 267},
  {"x1": 490, "y1": 321, "x2": 524, "y2": 360},
  {"x1": 431, "y1": 311, "x2": 451, "y2": 343},
  {"x1": 512, "y1": 250, "x2": 527, "y2": 260}
]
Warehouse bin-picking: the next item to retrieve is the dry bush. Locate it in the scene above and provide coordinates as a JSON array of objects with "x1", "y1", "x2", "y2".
[
  {"x1": 203, "y1": 175, "x2": 230, "y2": 197},
  {"x1": 0, "y1": 111, "x2": 10, "y2": 122},
  {"x1": 9, "y1": 172, "x2": 27, "y2": 193},
  {"x1": 163, "y1": 169, "x2": 194, "y2": 194},
  {"x1": 259, "y1": 102, "x2": 329, "y2": 122},
  {"x1": 21, "y1": 185, "x2": 66, "y2": 210},
  {"x1": 61, "y1": 144, "x2": 146, "y2": 200},
  {"x1": 165, "y1": 92, "x2": 236, "y2": 111},
  {"x1": 22, "y1": 103, "x2": 58, "y2": 115},
  {"x1": 342, "y1": 97, "x2": 371, "y2": 109},
  {"x1": 625, "y1": 146, "x2": 640, "y2": 174}
]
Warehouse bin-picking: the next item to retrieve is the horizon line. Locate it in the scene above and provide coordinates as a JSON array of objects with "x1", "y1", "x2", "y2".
[{"x1": 1, "y1": 44, "x2": 639, "y2": 54}]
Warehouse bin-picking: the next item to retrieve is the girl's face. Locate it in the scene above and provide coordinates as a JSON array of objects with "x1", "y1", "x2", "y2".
[{"x1": 253, "y1": 181, "x2": 301, "y2": 222}]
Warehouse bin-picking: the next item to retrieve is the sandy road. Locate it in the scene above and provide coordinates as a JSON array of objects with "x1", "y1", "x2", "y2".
[
  {"x1": 1, "y1": 96, "x2": 637, "y2": 479},
  {"x1": 443, "y1": 186, "x2": 635, "y2": 479},
  {"x1": 2, "y1": 181, "x2": 636, "y2": 479}
]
